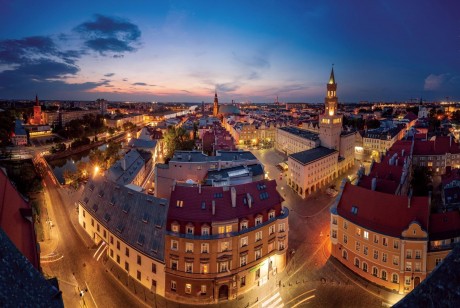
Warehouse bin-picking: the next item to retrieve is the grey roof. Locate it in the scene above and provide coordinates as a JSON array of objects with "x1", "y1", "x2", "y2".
[
  {"x1": 206, "y1": 164, "x2": 264, "y2": 184},
  {"x1": 394, "y1": 245, "x2": 460, "y2": 308},
  {"x1": 80, "y1": 176, "x2": 169, "y2": 262},
  {"x1": 128, "y1": 138, "x2": 157, "y2": 149},
  {"x1": 14, "y1": 119, "x2": 27, "y2": 136},
  {"x1": 0, "y1": 228, "x2": 63, "y2": 307},
  {"x1": 107, "y1": 149, "x2": 145, "y2": 185},
  {"x1": 279, "y1": 126, "x2": 319, "y2": 141},
  {"x1": 289, "y1": 146, "x2": 338, "y2": 165},
  {"x1": 364, "y1": 126, "x2": 403, "y2": 140},
  {"x1": 170, "y1": 150, "x2": 257, "y2": 163}
]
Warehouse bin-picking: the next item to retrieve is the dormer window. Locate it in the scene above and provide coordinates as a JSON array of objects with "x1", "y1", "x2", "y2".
[
  {"x1": 176, "y1": 200, "x2": 184, "y2": 207},
  {"x1": 240, "y1": 221, "x2": 248, "y2": 231},
  {"x1": 171, "y1": 223, "x2": 179, "y2": 233},
  {"x1": 186, "y1": 225, "x2": 194, "y2": 235},
  {"x1": 255, "y1": 216, "x2": 263, "y2": 226},
  {"x1": 351, "y1": 206, "x2": 358, "y2": 215},
  {"x1": 268, "y1": 210, "x2": 276, "y2": 219},
  {"x1": 201, "y1": 226, "x2": 210, "y2": 236}
]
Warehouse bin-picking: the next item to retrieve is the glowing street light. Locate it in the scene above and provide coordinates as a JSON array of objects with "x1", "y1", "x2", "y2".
[{"x1": 94, "y1": 166, "x2": 100, "y2": 176}]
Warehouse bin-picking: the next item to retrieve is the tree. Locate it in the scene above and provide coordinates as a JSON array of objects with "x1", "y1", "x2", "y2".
[
  {"x1": 365, "y1": 119, "x2": 381, "y2": 129},
  {"x1": 163, "y1": 126, "x2": 195, "y2": 159},
  {"x1": 411, "y1": 166, "x2": 433, "y2": 196}
]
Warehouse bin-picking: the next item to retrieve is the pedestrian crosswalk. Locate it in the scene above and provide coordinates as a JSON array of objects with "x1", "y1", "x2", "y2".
[{"x1": 261, "y1": 292, "x2": 284, "y2": 308}]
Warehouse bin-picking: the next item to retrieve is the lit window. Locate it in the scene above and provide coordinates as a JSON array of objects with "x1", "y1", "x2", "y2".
[
  {"x1": 220, "y1": 241, "x2": 229, "y2": 252},
  {"x1": 201, "y1": 243, "x2": 209, "y2": 253},
  {"x1": 255, "y1": 231, "x2": 262, "y2": 242},
  {"x1": 255, "y1": 249, "x2": 262, "y2": 260},
  {"x1": 240, "y1": 255, "x2": 247, "y2": 266},
  {"x1": 176, "y1": 200, "x2": 183, "y2": 207},
  {"x1": 185, "y1": 262, "x2": 193, "y2": 273},
  {"x1": 171, "y1": 224, "x2": 179, "y2": 233},
  {"x1": 225, "y1": 225, "x2": 232, "y2": 233},
  {"x1": 185, "y1": 284, "x2": 192, "y2": 294},
  {"x1": 201, "y1": 263, "x2": 208, "y2": 274},
  {"x1": 201, "y1": 285, "x2": 207, "y2": 295},
  {"x1": 356, "y1": 228, "x2": 361, "y2": 236},
  {"x1": 269, "y1": 225, "x2": 275, "y2": 235},
  {"x1": 241, "y1": 237, "x2": 248, "y2": 247},
  {"x1": 279, "y1": 223, "x2": 285, "y2": 232},
  {"x1": 363, "y1": 231, "x2": 369, "y2": 240},
  {"x1": 185, "y1": 242, "x2": 193, "y2": 253}
]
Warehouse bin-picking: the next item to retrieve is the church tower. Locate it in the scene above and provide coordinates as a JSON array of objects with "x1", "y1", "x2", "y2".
[
  {"x1": 319, "y1": 67, "x2": 342, "y2": 150},
  {"x1": 32, "y1": 94, "x2": 42, "y2": 125},
  {"x1": 213, "y1": 91, "x2": 219, "y2": 117}
]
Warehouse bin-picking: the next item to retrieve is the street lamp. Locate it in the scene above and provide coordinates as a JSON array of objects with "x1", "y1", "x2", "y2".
[{"x1": 94, "y1": 166, "x2": 100, "y2": 176}]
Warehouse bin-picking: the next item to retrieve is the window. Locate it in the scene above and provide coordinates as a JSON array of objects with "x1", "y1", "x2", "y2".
[
  {"x1": 373, "y1": 250, "x2": 378, "y2": 260},
  {"x1": 125, "y1": 247, "x2": 129, "y2": 257},
  {"x1": 110, "y1": 236, "x2": 114, "y2": 245},
  {"x1": 278, "y1": 240, "x2": 285, "y2": 251},
  {"x1": 405, "y1": 262, "x2": 412, "y2": 271},
  {"x1": 171, "y1": 280, "x2": 177, "y2": 291},
  {"x1": 201, "y1": 285, "x2": 207, "y2": 295},
  {"x1": 343, "y1": 221, "x2": 348, "y2": 230},
  {"x1": 415, "y1": 250, "x2": 421, "y2": 259},
  {"x1": 214, "y1": 192, "x2": 223, "y2": 198},
  {"x1": 342, "y1": 250, "x2": 348, "y2": 260},
  {"x1": 171, "y1": 260, "x2": 178, "y2": 270},
  {"x1": 82, "y1": 210, "x2": 85, "y2": 217},
  {"x1": 381, "y1": 270, "x2": 387, "y2": 281},
  {"x1": 83, "y1": 221, "x2": 86, "y2": 229},
  {"x1": 117, "y1": 241, "x2": 120, "y2": 250},
  {"x1": 343, "y1": 234, "x2": 348, "y2": 244},
  {"x1": 372, "y1": 267, "x2": 378, "y2": 277},
  {"x1": 269, "y1": 211, "x2": 275, "y2": 219},
  {"x1": 355, "y1": 241, "x2": 360, "y2": 252},
  {"x1": 219, "y1": 261, "x2": 228, "y2": 273},
  {"x1": 240, "y1": 221, "x2": 248, "y2": 230},
  {"x1": 185, "y1": 262, "x2": 193, "y2": 273},
  {"x1": 255, "y1": 216, "x2": 263, "y2": 226},
  {"x1": 382, "y1": 237, "x2": 388, "y2": 247},
  {"x1": 363, "y1": 262, "x2": 368, "y2": 272},
  {"x1": 393, "y1": 256, "x2": 399, "y2": 266},
  {"x1": 332, "y1": 230, "x2": 337, "y2": 239},
  {"x1": 201, "y1": 263, "x2": 208, "y2": 274},
  {"x1": 351, "y1": 206, "x2": 358, "y2": 214},
  {"x1": 240, "y1": 255, "x2": 247, "y2": 267},
  {"x1": 435, "y1": 258, "x2": 442, "y2": 266},
  {"x1": 176, "y1": 200, "x2": 183, "y2": 207},
  {"x1": 201, "y1": 227, "x2": 210, "y2": 236},
  {"x1": 393, "y1": 240, "x2": 399, "y2": 249},
  {"x1": 226, "y1": 225, "x2": 232, "y2": 233},
  {"x1": 137, "y1": 255, "x2": 142, "y2": 265},
  {"x1": 392, "y1": 274, "x2": 399, "y2": 283},
  {"x1": 103, "y1": 230, "x2": 107, "y2": 239},
  {"x1": 256, "y1": 231, "x2": 262, "y2": 242},
  {"x1": 356, "y1": 228, "x2": 361, "y2": 237},
  {"x1": 363, "y1": 246, "x2": 368, "y2": 255},
  {"x1": 364, "y1": 231, "x2": 369, "y2": 240},
  {"x1": 255, "y1": 249, "x2": 262, "y2": 260},
  {"x1": 255, "y1": 268, "x2": 260, "y2": 279},
  {"x1": 240, "y1": 276, "x2": 246, "y2": 287},
  {"x1": 91, "y1": 219, "x2": 94, "y2": 227},
  {"x1": 373, "y1": 235, "x2": 379, "y2": 244},
  {"x1": 110, "y1": 249, "x2": 113, "y2": 258},
  {"x1": 382, "y1": 253, "x2": 387, "y2": 263},
  {"x1": 125, "y1": 262, "x2": 129, "y2": 272},
  {"x1": 354, "y1": 258, "x2": 360, "y2": 268},
  {"x1": 116, "y1": 255, "x2": 120, "y2": 264},
  {"x1": 218, "y1": 226, "x2": 225, "y2": 234},
  {"x1": 185, "y1": 242, "x2": 193, "y2": 253},
  {"x1": 405, "y1": 276, "x2": 411, "y2": 286},
  {"x1": 137, "y1": 270, "x2": 141, "y2": 281},
  {"x1": 152, "y1": 263, "x2": 156, "y2": 274},
  {"x1": 171, "y1": 224, "x2": 179, "y2": 232},
  {"x1": 171, "y1": 240, "x2": 178, "y2": 251},
  {"x1": 220, "y1": 241, "x2": 230, "y2": 252},
  {"x1": 332, "y1": 217, "x2": 337, "y2": 225},
  {"x1": 269, "y1": 225, "x2": 275, "y2": 235},
  {"x1": 268, "y1": 241, "x2": 274, "y2": 252},
  {"x1": 186, "y1": 225, "x2": 194, "y2": 234},
  {"x1": 97, "y1": 224, "x2": 100, "y2": 232},
  {"x1": 279, "y1": 223, "x2": 285, "y2": 232},
  {"x1": 201, "y1": 243, "x2": 209, "y2": 253},
  {"x1": 415, "y1": 262, "x2": 421, "y2": 272},
  {"x1": 406, "y1": 250, "x2": 412, "y2": 259},
  {"x1": 241, "y1": 237, "x2": 248, "y2": 247}
]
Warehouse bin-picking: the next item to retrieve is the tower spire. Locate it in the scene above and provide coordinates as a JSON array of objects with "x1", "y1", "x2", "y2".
[
  {"x1": 35, "y1": 94, "x2": 39, "y2": 106},
  {"x1": 328, "y1": 65, "x2": 335, "y2": 85}
]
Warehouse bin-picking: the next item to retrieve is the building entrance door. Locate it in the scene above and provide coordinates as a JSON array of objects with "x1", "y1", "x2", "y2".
[
  {"x1": 218, "y1": 284, "x2": 229, "y2": 300},
  {"x1": 414, "y1": 277, "x2": 420, "y2": 288}
]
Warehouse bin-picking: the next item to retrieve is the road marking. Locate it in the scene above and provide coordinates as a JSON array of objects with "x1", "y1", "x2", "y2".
[
  {"x1": 41, "y1": 255, "x2": 64, "y2": 263},
  {"x1": 93, "y1": 242, "x2": 106, "y2": 258},
  {"x1": 96, "y1": 245, "x2": 108, "y2": 261},
  {"x1": 85, "y1": 281, "x2": 98, "y2": 308},
  {"x1": 283, "y1": 289, "x2": 316, "y2": 307},
  {"x1": 261, "y1": 292, "x2": 283, "y2": 308},
  {"x1": 291, "y1": 295, "x2": 315, "y2": 308}
]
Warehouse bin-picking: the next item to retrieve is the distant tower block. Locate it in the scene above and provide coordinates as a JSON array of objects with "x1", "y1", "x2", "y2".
[
  {"x1": 32, "y1": 95, "x2": 42, "y2": 125},
  {"x1": 213, "y1": 91, "x2": 219, "y2": 117}
]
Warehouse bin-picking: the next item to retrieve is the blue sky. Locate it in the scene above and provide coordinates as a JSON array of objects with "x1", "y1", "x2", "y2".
[{"x1": 0, "y1": 0, "x2": 459, "y2": 103}]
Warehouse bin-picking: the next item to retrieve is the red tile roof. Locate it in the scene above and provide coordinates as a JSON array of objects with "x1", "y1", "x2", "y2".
[
  {"x1": 413, "y1": 136, "x2": 460, "y2": 156},
  {"x1": 168, "y1": 179, "x2": 283, "y2": 231},
  {"x1": 0, "y1": 168, "x2": 39, "y2": 269},
  {"x1": 404, "y1": 112, "x2": 418, "y2": 122},
  {"x1": 337, "y1": 182, "x2": 430, "y2": 237},
  {"x1": 429, "y1": 211, "x2": 460, "y2": 240}
]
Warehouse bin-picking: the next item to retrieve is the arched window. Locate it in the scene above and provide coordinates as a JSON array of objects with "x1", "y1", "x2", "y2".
[
  {"x1": 354, "y1": 258, "x2": 360, "y2": 268},
  {"x1": 392, "y1": 273, "x2": 399, "y2": 283},
  {"x1": 342, "y1": 249, "x2": 348, "y2": 260},
  {"x1": 372, "y1": 267, "x2": 378, "y2": 277},
  {"x1": 381, "y1": 270, "x2": 387, "y2": 281},
  {"x1": 362, "y1": 262, "x2": 368, "y2": 273}
]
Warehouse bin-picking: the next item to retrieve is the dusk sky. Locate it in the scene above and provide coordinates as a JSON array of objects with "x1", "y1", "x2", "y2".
[{"x1": 0, "y1": 0, "x2": 459, "y2": 103}]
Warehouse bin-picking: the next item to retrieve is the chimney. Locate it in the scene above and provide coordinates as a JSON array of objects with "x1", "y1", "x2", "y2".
[
  {"x1": 428, "y1": 191, "x2": 432, "y2": 208},
  {"x1": 212, "y1": 200, "x2": 215, "y2": 215},
  {"x1": 247, "y1": 193, "x2": 252, "y2": 208},
  {"x1": 188, "y1": 154, "x2": 191, "y2": 161},
  {"x1": 408, "y1": 189, "x2": 413, "y2": 208},
  {"x1": 121, "y1": 158, "x2": 127, "y2": 171},
  {"x1": 198, "y1": 184, "x2": 202, "y2": 194},
  {"x1": 371, "y1": 178, "x2": 377, "y2": 191},
  {"x1": 172, "y1": 180, "x2": 176, "y2": 192},
  {"x1": 231, "y1": 187, "x2": 236, "y2": 208},
  {"x1": 450, "y1": 135, "x2": 452, "y2": 147},
  {"x1": 402, "y1": 149, "x2": 405, "y2": 157}
]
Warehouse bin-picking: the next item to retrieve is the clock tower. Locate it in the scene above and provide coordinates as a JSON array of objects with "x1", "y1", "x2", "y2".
[
  {"x1": 213, "y1": 91, "x2": 219, "y2": 117},
  {"x1": 319, "y1": 67, "x2": 342, "y2": 150}
]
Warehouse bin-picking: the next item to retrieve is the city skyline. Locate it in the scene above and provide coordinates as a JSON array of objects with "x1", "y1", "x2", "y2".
[{"x1": 1, "y1": 0, "x2": 459, "y2": 102}]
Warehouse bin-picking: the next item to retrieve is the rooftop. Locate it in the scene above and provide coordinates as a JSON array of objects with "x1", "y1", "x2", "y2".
[
  {"x1": 413, "y1": 135, "x2": 460, "y2": 156},
  {"x1": 279, "y1": 126, "x2": 319, "y2": 141},
  {"x1": 107, "y1": 149, "x2": 149, "y2": 186},
  {"x1": 289, "y1": 146, "x2": 338, "y2": 165},
  {"x1": 79, "y1": 176, "x2": 169, "y2": 261},
  {"x1": 170, "y1": 150, "x2": 257, "y2": 163},
  {"x1": 128, "y1": 138, "x2": 157, "y2": 149}
]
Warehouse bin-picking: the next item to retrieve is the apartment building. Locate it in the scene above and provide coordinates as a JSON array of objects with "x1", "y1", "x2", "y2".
[{"x1": 275, "y1": 126, "x2": 320, "y2": 155}]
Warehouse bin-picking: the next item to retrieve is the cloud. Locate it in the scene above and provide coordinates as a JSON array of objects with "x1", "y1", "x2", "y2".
[
  {"x1": 216, "y1": 82, "x2": 240, "y2": 92},
  {"x1": 132, "y1": 82, "x2": 147, "y2": 86},
  {"x1": 181, "y1": 90, "x2": 191, "y2": 93},
  {"x1": 424, "y1": 74, "x2": 447, "y2": 91},
  {"x1": 75, "y1": 14, "x2": 141, "y2": 55},
  {"x1": 232, "y1": 51, "x2": 270, "y2": 69},
  {"x1": 104, "y1": 72, "x2": 115, "y2": 77}
]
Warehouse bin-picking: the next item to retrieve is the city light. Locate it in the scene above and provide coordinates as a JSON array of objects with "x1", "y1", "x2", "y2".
[{"x1": 94, "y1": 165, "x2": 100, "y2": 176}]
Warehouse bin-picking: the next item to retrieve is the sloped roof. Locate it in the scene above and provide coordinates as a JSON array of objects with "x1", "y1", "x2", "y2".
[
  {"x1": 168, "y1": 179, "x2": 282, "y2": 223},
  {"x1": 336, "y1": 182, "x2": 430, "y2": 237},
  {"x1": 79, "y1": 176, "x2": 169, "y2": 261},
  {"x1": 289, "y1": 146, "x2": 337, "y2": 165},
  {"x1": 0, "y1": 168, "x2": 39, "y2": 268},
  {"x1": 429, "y1": 211, "x2": 460, "y2": 240},
  {"x1": 413, "y1": 136, "x2": 460, "y2": 156}
]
